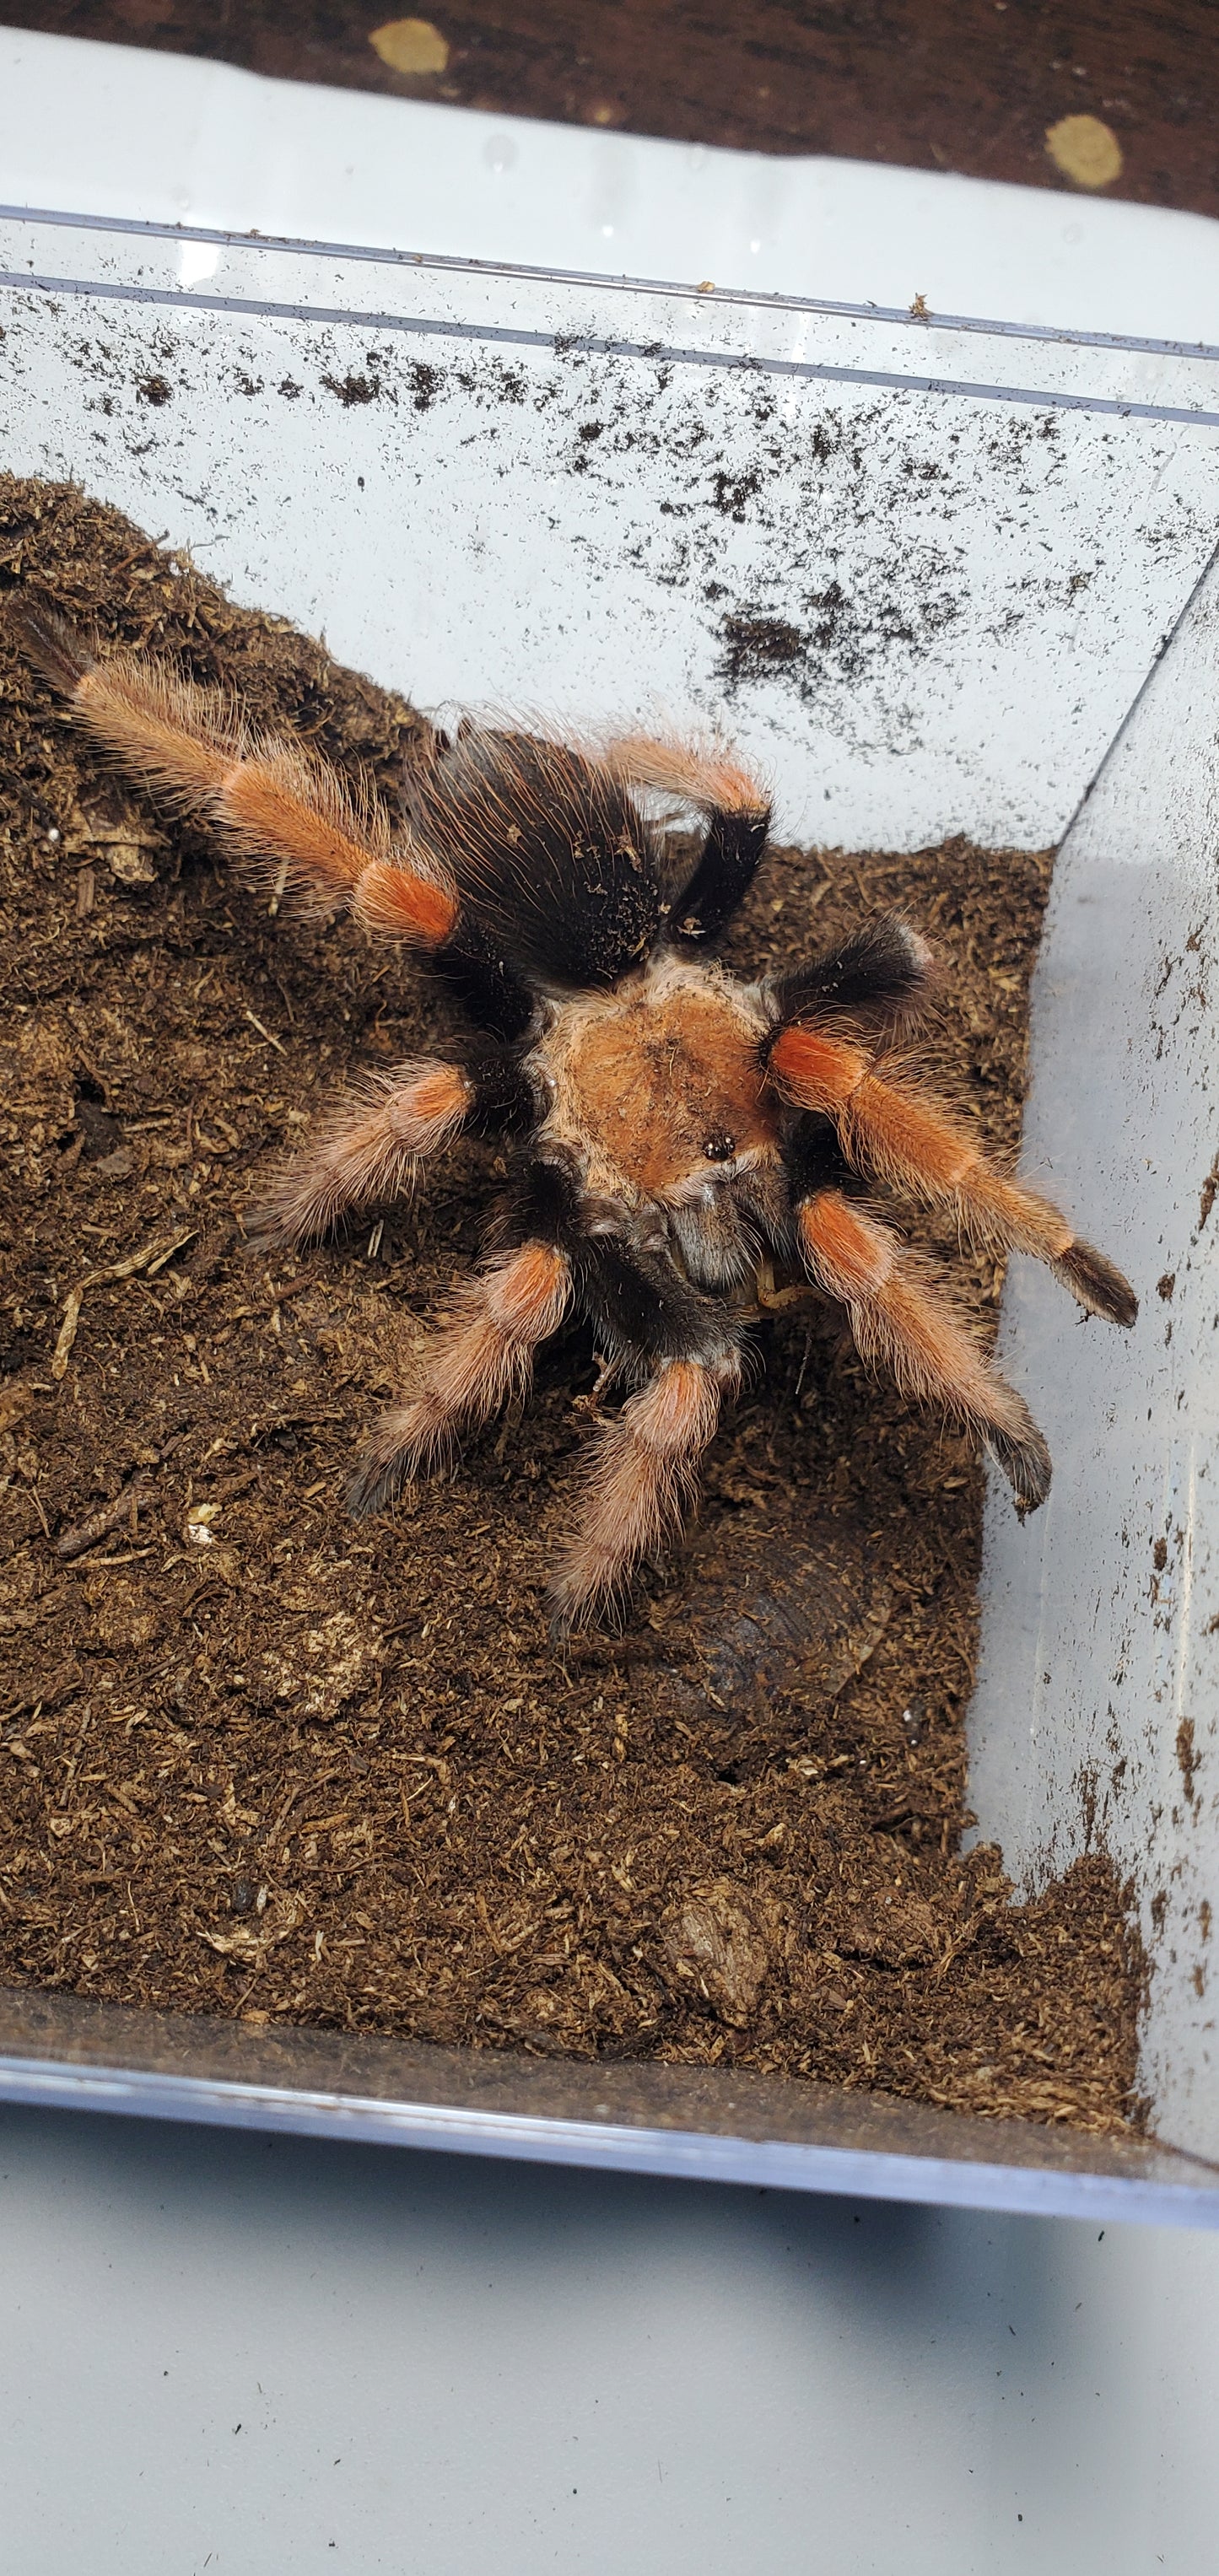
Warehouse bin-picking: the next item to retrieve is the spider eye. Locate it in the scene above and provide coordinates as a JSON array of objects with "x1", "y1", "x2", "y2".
[{"x1": 703, "y1": 1130, "x2": 736, "y2": 1163}]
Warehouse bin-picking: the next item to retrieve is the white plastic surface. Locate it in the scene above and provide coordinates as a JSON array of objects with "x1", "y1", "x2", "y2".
[
  {"x1": 3, "y1": 25, "x2": 1219, "y2": 342},
  {"x1": 968, "y1": 552, "x2": 1219, "y2": 2164},
  {"x1": 3, "y1": 204, "x2": 1219, "y2": 853},
  {"x1": 3, "y1": 2106, "x2": 1219, "y2": 2575}
]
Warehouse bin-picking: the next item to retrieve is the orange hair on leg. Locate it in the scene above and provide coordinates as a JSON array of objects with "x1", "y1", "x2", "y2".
[
  {"x1": 351, "y1": 856, "x2": 460, "y2": 946},
  {"x1": 840, "y1": 1077, "x2": 1137, "y2": 1324},
  {"x1": 349, "y1": 1242, "x2": 570, "y2": 1514},
  {"x1": 599, "y1": 732, "x2": 769, "y2": 819},
  {"x1": 769, "y1": 1029, "x2": 1136, "y2": 1327},
  {"x1": 17, "y1": 621, "x2": 458, "y2": 941},
  {"x1": 67, "y1": 655, "x2": 380, "y2": 897},
  {"x1": 798, "y1": 1191, "x2": 1051, "y2": 1506},
  {"x1": 548, "y1": 1351, "x2": 739, "y2": 1631},
  {"x1": 767, "y1": 1025, "x2": 871, "y2": 1109},
  {"x1": 251, "y1": 1059, "x2": 473, "y2": 1248}
]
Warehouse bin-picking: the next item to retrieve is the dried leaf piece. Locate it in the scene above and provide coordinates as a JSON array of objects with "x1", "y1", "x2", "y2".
[
  {"x1": 56, "y1": 1430, "x2": 187, "y2": 1560},
  {"x1": 0, "y1": 1384, "x2": 34, "y2": 1435},
  {"x1": 257, "y1": 1608, "x2": 378, "y2": 1721},
  {"x1": 51, "y1": 1229, "x2": 197, "y2": 1378},
  {"x1": 2, "y1": 1658, "x2": 84, "y2": 1716},
  {"x1": 198, "y1": 1892, "x2": 304, "y2": 1962},
  {"x1": 661, "y1": 1879, "x2": 777, "y2": 2024},
  {"x1": 108, "y1": 842, "x2": 159, "y2": 886}
]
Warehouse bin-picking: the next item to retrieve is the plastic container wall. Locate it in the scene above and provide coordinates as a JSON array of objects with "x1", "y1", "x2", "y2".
[
  {"x1": 970, "y1": 549, "x2": 1219, "y2": 2162},
  {"x1": 3, "y1": 28, "x2": 1219, "y2": 2201}
]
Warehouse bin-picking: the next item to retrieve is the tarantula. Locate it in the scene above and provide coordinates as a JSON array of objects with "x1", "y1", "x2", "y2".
[{"x1": 15, "y1": 608, "x2": 1137, "y2": 1631}]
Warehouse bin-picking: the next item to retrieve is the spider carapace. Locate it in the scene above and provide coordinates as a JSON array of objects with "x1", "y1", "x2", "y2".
[{"x1": 15, "y1": 610, "x2": 1138, "y2": 1632}]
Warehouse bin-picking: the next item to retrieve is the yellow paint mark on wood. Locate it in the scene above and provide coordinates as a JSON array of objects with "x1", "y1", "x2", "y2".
[
  {"x1": 1045, "y1": 115, "x2": 1123, "y2": 190},
  {"x1": 369, "y1": 17, "x2": 450, "y2": 75}
]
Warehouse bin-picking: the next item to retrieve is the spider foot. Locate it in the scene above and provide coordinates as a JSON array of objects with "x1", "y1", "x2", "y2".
[
  {"x1": 1054, "y1": 1238, "x2": 1138, "y2": 1329},
  {"x1": 348, "y1": 1402, "x2": 444, "y2": 1518},
  {"x1": 984, "y1": 1418, "x2": 1052, "y2": 1513}
]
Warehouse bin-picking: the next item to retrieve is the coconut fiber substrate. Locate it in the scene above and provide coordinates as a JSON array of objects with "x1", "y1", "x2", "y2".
[{"x1": 0, "y1": 477, "x2": 1145, "y2": 2132}]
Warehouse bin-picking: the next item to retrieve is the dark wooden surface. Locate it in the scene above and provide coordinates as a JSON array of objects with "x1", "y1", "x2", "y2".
[{"x1": 6, "y1": 0, "x2": 1219, "y2": 223}]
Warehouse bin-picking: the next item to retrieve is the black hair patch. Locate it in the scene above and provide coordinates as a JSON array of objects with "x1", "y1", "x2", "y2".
[
  {"x1": 574, "y1": 1235, "x2": 734, "y2": 1364},
  {"x1": 785, "y1": 1115, "x2": 860, "y2": 1204},
  {"x1": 489, "y1": 1151, "x2": 585, "y2": 1253},
  {"x1": 669, "y1": 805, "x2": 771, "y2": 945},
  {"x1": 417, "y1": 727, "x2": 668, "y2": 991},
  {"x1": 431, "y1": 913, "x2": 537, "y2": 1040},
  {"x1": 768, "y1": 914, "x2": 934, "y2": 1037},
  {"x1": 461, "y1": 1044, "x2": 538, "y2": 1134}
]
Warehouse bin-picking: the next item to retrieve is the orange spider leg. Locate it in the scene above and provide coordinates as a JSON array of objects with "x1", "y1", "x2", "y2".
[
  {"x1": 769, "y1": 1026, "x2": 1137, "y2": 1326},
  {"x1": 548, "y1": 1351, "x2": 740, "y2": 1632},
  {"x1": 798, "y1": 1191, "x2": 1051, "y2": 1507},
  {"x1": 349, "y1": 1242, "x2": 571, "y2": 1514},
  {"x1": 15, "y1": 613, "x2": 457, "y2": 945},
  {"x1": 251, "y1": 1059, "x2": 473, "y2": 1248},
  {"x1": 600, "y1": 731, "x2": 770, "y2": 820}
]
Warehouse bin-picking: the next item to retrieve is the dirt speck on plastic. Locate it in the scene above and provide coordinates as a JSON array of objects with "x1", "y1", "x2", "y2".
[{"x1": 0, "y1": 477, "x2": 1145, "y2": 2133}]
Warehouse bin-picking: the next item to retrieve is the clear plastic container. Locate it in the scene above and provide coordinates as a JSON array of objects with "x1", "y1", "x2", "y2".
[{"x1": 3, "y1": 29, "x2": 1218, "y2": 2219}]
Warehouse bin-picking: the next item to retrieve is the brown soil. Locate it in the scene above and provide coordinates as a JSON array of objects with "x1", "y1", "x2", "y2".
[
  {"x1": 8, "y1": 0, "x2": 1217, "y2": 224},
  {"x1": 0, "y1": 475, "x2": 1144, "y2": 2134}
]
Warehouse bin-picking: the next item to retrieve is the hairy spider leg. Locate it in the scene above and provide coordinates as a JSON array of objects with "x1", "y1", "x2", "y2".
[
  {"x1": 494, "y1": 1161, "x2": 747, "y2": 1624},
  {"x1": 797, "y1": 1189, "x2": 1051, "y2": 1508},
  {"x1": 252, "y1": 1047, "x2": 536, "y2": 1248},
  {"x1": 548, "y1": 1350, "x2": 742, "y2": 1633},
  {"x1": 251, "y1": 1059, "x2": 476, "y2": 1249},
  {"x1": 348, "y1": 1242, "x2": 571, "y2": 1513},
  {"x1": 766, "y1": 915, "x2": 936, "y2": 1043},
  {"x1": 12, "y1": 612, "x2": 458, "y2": 946},
  {"x1": 769, "y1": 1025, "x2": 1137, "y2": 1327},
  {"x1": 601, "y1": 731, "x2": 772, "y2": 941}
]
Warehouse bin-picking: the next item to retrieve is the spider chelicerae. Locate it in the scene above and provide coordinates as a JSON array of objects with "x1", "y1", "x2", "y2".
[{"x1": 15, "y1": 608, "x2": 1137, "y2": 1632}]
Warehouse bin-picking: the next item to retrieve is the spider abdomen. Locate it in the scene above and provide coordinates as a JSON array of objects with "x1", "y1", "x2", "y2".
[{"x1": 419, "y1": 729, "x2": 668, "y2": 991}]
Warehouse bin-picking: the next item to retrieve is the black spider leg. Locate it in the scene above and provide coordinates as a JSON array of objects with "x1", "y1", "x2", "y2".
[
  {"x1": 430, "y1": 916, "x2": 537, "y2": 1043},
  {"x1": 668, "y1": 798, "x2": 773, "y2": 946},
  {"x1": 722, "y1": 1118, "x2": 855, "y2": 1282},
  {"x1": 392, "y1": 729, "x2": 538, "y2": 1037},
  {"x1": 782, "y1": 1114, "x2": 867, "y2": 1216},
  {"x1": 408, "y1": 727, "x2": 672, "y2": 1009},
  {"x1": 764, "y1": 915, "x2": 934, "y2": 1044},
  {"x1": 449, "y1": 1043, "x2": 537, "y2": 1132}
]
